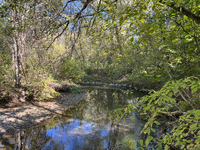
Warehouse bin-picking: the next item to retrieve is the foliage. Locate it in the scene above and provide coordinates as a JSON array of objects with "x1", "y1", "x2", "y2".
[
  {"x1": 57, "y1": 59, "x2": 85, "y2": 82},
  {"x1": 35, "y1": 84, "x2": 60, "y2": 101},
  {"x1": 0, "y1": 17, "x2": 13, "y2": 90},
  {"x1": 69, "y1": 85, "x2": 81, "y2": 94},
  {"x1": 111, "y1": 76, "x2": 200, "y2": 149},
  {"x1": 0, "y1": 51, "x2": 12, "y2": 89},
  {"x1": 139, "y1": 77, "x2": 200, "y2": 149},
  {"x1": 25, "y1": 73, "x2": 60, "y2": 100},
  {"x1": 163, "y1": 109, "x2": 200, "y2": 150}
]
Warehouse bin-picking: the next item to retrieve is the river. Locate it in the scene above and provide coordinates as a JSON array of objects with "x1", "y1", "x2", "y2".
[{"x1": 0, "y1": 86, "x2": 147, "y2": 150}]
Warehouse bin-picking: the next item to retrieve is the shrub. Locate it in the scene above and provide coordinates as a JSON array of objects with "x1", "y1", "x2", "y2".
[
  {"x1": 69, "y1": 85, "x2": 81, "y2": 94},
  {"x1": 26, "y1": 72, "x2": 60, "y2": 100},
  {"x1": 56, "y1": 59, "x2": 85, "y2": 82}
]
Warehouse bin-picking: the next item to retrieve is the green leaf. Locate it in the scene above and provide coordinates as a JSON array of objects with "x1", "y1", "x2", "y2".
[
  {"x1": 164, "y1": 105, "x2": 169, "y2": 111},
  {"x1": 170, "y1": 99, "x2": 176, "y2": 104},
  {"x1": 146, "y1": 127, "x2": 151, "y2": 135},
  {"x1": 130, "y1": 37, "x2": 134, "y2": 43},
  {"x1": 167, "y1": 104, "x2": 173, "y2": 107},
  {"x1": 159, "y1": 45, "x2": 167, "y2": 50},
  {"x1": 176, "y1": 130, "x2": 182, "y2": 136},
  {"x1": 130, "y1": 116, "x2": 134, "y2": 121},
  {"x1": 139, "y1": 140, "x2": 143, "y2": 146},
  {"x1": 156, "y1": 74, "x2": 161, "y2": 78},
  {"x1": 168, "y1": 92, "x2": 173, "y2": 97},
  {"x1": 151, "y1": 128, "x2": 155, "y2": 132},
  {"x1": 191, "y1": 87, "x2": 198, "y2": 94},
  {"x1": 145, "y1": 136, "x2": 153, "y2": 147},
  {"x1": 140, "y1": 19, "x2": 146, "y2": 23},
  {"x1": 181, "y1": 144, "x2": 185, "y2": 149},
  {"x1": 154, "y1": 121, "x2": 160, "y2": 125},
  {"x1": 164, "y1": 145, "x2": 170, "y2": 150},
  {"x1": 190, "y1": 123, "x2": 198, "y2": 131},
  {"x1": 172, "y1": 87, "x2": 178, "y2": 94}
]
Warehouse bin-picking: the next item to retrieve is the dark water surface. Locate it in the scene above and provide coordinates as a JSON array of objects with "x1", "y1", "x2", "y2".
[{"x1": 0, "y1": 86, "x2": 147, "y2": 150}]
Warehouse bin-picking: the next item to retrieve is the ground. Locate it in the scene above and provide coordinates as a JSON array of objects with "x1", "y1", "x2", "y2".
[{"x1": 0, "y1": 92, "x2": 86, "y2": 135}]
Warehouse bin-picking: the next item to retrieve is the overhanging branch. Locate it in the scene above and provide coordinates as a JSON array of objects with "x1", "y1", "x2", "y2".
[
  {"x1": 46, "y1": 0, "x2": 94, "y2": 51},
  {"x1": 159, "y1": 0, "x2": 200, "y2": 24}
]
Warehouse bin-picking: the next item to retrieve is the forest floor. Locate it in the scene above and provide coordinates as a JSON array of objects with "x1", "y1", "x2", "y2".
[{"x1": 0, "y1": 92, "x2": 86, "y2": 135}]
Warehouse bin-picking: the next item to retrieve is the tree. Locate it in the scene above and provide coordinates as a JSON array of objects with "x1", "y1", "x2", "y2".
[{"x1": 0, "y1": 0, "x2": 96, "y2": 100}]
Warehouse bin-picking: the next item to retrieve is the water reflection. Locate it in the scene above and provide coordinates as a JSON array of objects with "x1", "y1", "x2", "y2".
[{"x1": 0, "y1": 86, "x2": 146, "y2": 150}]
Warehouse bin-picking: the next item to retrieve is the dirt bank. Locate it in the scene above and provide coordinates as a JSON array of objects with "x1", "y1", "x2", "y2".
[{"x1": 0, "y1": 92, "x2": 86, "y2": 135}]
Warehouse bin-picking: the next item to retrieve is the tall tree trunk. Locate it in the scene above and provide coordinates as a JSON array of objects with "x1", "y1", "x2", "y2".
[
  {"x1": 13, "y1": 36, "x2": 22, "y2": 87},
  {"x1": 12, "y1": 3, "x2": 25, "y2": 88}
]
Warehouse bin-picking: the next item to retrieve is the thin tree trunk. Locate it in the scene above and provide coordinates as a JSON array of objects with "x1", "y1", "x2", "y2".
[
  {"x1": 13, "y1": 35, "x2": 22, "y2": 87},
  {"x1": 12, "y1": 5, "x2": 22, "y2": 88}
]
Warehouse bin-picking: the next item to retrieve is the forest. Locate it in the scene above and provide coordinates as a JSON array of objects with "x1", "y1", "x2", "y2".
[{"x1": 0, "y1": 0, "x2": 200, "y2": 149}]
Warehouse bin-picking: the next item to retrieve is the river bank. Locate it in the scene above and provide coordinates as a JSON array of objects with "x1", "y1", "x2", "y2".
[
  {"x1": 77, "y1": 81, "x2": 153, "y2": 93},
  {"x1": 0, "y1": 92, "x2": 86, "y2": 135}
]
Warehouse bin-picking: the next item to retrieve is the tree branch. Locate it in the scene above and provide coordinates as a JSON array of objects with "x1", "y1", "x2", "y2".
[
  {"x1": 46, "y1": 0, "x2": 94, "y2": 51},
  {"x1": 159, "y1": 110, "x2": 184, "y2": 115},
  {"x1": 45, "y1": 21, "x2": 70, "y2": 51},
  {"x1": 159, "y1": 0, "x2": 200, "y2": 24}
]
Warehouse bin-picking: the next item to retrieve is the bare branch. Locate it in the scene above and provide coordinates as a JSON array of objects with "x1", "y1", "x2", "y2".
[
  {"x1": 46, "y1": 0, "x2": 94, "y2": 51},
  {"x1": 160, "y1": 110, "x2": 184, "y2": 115},
  {"x1": 45, "y1": 21, "x2": 70, "y2": 51}
]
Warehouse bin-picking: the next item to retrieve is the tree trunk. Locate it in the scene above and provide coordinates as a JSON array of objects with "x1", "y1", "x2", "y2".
[{"x1": 13, "y1": 36, "x2": 22, "y2": 87}]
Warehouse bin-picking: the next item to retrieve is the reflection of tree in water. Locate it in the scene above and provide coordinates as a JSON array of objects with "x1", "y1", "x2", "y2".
[
  {"x1": 107, "y1": 121, "x2": 120, "y2": 150},
  {"x1": 16, "y1": 130, "x2": 28, "y2": 150},
  {"x1": 15, "y1": 126, "x2": 51, "y2": 150},
  {"x1": 0, "y1": 135, "x2": 15, "y2": 150},
  {"x1": 0, "y1": 127, "x2": 50, "y2": 150},
  {"x1": 83, "y1": 88, "x2": 132, "y2": 121}
]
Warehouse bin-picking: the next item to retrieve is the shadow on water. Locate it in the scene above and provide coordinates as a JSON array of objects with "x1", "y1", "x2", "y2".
[{"x1": 0, "y1": 86, "x2": 147, "y2": 150}]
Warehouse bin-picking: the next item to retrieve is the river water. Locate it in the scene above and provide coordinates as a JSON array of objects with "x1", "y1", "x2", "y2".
[{"x1": 0, "y1": 86, "x2": 147, "y2": 150}]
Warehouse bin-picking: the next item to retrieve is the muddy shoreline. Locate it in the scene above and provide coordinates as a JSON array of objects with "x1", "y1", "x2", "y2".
[{"x1": 0, "y1": 92, "x2": 87, "y2": 135}]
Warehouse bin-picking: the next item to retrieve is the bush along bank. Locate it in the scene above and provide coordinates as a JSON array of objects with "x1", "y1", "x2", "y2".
[{"x1": 110, "y1": 76, "x2": 200, "y2": 149}]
